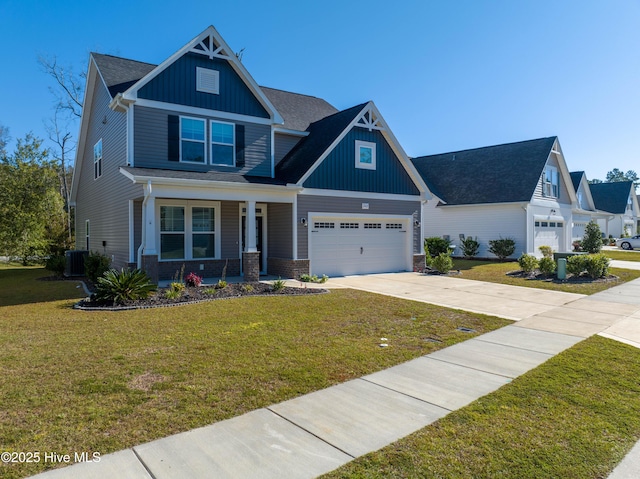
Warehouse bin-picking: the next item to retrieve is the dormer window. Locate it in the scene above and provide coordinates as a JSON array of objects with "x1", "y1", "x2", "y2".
[
  {"x1": 196, "y1": 67, "x2": 219, "y2": 94},
  {"x1": 355, "y1": 140, "x2": 376, "y2": 170},
  {"x1": 543, "y1": 166, "x2": 559, "y2": 198}
]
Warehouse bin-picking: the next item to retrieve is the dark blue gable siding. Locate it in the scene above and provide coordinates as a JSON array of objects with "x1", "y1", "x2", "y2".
[
  {"x1": 138, "y1": 53, "x2": 270, "y2": 119},
  {"x1": 303, "y1": 128, "x2": 420, "y2": 195}
]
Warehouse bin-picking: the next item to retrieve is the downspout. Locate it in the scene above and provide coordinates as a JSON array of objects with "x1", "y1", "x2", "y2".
[
  {"x1": 137, "y1": 180, "x2": 152, "y2": 269},
  {"x1": 522, "y1": 204, "x2": 530, "y2": 254}
]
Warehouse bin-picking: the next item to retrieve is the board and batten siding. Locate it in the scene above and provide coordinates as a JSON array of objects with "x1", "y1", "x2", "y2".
[
  {"x1": 532, "y1": 153, "x2": 571, "y2": 204},
  {"x1": 303, "y1": 128, "x2": 420, "y2": 196},
  {"x1": 423, "y1": 201, "x2": 526, "y2": 259},
  {"x1": 268, "y1": 203, "x2": 293, "y2": 258},
  {"x1": 138, "y1": 52, "x2": 269, "y2": 119},
  {"x1": 296, "y1": 195, "x2": 421, "y2": 259},
  {"x1": 133, "y1": 105, "x2": 271, "y2": 177},
  {"x1": 274, "y1": 133, "x2": 302, "y2": 166},
  {"x1": 74, "y1": 77, "x2": 143, "y2": 269}
]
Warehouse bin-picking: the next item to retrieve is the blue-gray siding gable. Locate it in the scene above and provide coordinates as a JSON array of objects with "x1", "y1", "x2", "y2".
[
  {"x1": 138, "y1": 53, "x2": 270, "y2": 119},
  {"x1": 303, "y1": 128, "x2": 420, "y2": 195}
]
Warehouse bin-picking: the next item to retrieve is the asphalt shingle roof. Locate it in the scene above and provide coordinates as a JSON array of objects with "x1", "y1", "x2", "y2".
[
  {"x1": 570, "y1": 171, "x2": 585, "y2": 192},
  {"x1": 410, "y1": 137, "x2": 557, "y2": 205},
  {"x1": 275, "y1": 103, "x2": 367, "y2": 184},
  {"x1": 90, "y1": 54, "x2": 337, "y2": 131},
  {"x1": 121, "y1": 166, "x2": 287, "y2": 186},
  {"x1": 589, "y1": 181, "x2": 633, "y2": 214}
]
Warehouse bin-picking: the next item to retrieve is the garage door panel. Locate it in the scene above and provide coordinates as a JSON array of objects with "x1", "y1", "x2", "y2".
[{"x1": 310, "y1": 217, "x2": 410, "y2": 277}]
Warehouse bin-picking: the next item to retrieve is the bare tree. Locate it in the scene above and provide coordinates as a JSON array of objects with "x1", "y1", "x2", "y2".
[
  {"x1": 45, "y1": 109, "x2": 75, "y2": 241},
  {"x1": 38, "y1": 55, "x2": 85, "y2": 119}
]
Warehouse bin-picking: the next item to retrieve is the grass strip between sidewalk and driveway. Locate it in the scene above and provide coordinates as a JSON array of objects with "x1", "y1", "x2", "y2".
[
  {"x1": 604, "y1": 249, "x2": 640, "y2": 262},
  {"x1": 323, "y1": 335, "x2": 640, "y2": 479},
  {"x1": 0, "y1": 265, "x2": 510, "y2": 479},
  {"x1": 452, "y1": 259, "x2": 640, "y2": 295}
]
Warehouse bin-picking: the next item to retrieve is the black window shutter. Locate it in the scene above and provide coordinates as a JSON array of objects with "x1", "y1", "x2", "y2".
[
  {"x1": 235, "y1": 124, "x2": 245, "y2": 168},
  {"x1": 168, "y1": 115, "x2": 180, "y2": 162}
]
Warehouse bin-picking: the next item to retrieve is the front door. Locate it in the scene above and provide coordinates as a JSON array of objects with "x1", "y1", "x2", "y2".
[{"x1": 241, "y1": 214, "x2": 265, "y2": 273}]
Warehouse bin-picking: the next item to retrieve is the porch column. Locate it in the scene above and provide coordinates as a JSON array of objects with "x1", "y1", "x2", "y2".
[
  {"x1": 243, "y1": 200, "x2": 260, "y2": 282},
  {"x1": 245, "y1": 200, "x2": 257, "y2": 252},
  {"x1": 143, "y1": 196, "x2": 156, "y2": 255}
]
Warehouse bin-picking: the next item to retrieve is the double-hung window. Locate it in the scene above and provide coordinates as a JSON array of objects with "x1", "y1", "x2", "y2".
[
  {"x1": 191, "y1": 207, "x2": 215, "y2": 258},
  {"x1": 211, "y1": 121, "x2": 234, "y2": 166},
  {"x1": 543, "y1": 166, "x2": 559, "y2": 198},
  {"x1": 180, "y1": 117, "x2": 206, "y2": 163},
  {"x1": 159, "y1": 202, "x2": 218, "y2": 260},
  {"x1": 93, "y1": 139, "x2": 102, "y2": 179}
]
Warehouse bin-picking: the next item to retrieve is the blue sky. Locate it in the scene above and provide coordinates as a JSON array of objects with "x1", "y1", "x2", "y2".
[{"x1": 1, "y1": 0, "x2": 638, "y2": 181}]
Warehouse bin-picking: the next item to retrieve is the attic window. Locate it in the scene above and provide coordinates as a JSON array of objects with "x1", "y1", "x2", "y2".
[
  {"x1": 196, "y1": 67, "x2": 219, "y2": 95},
  {"x1": 543, "y1": 166, "x2": 559, "y2": 198},
  {"x1": 355, "y1": 140, "x2": 376, "y2": 170}
]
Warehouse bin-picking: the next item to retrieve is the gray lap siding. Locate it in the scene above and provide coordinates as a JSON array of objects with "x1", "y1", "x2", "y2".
[
  {"x1": 133, "y1": 105, "x2": 271, "y2": 177},
  {"x1": 296, "y1": 195, "x2": 421, "y2": 259}
]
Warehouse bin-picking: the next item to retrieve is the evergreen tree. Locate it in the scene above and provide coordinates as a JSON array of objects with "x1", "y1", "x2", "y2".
[{"x1": 581, "y1": 220, "x2": 603, "y2": 254}]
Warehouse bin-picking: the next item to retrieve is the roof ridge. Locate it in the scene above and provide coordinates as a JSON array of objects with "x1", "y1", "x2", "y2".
[{"x1": 413, "y1": 136, "x2": 557, "y2": 160}]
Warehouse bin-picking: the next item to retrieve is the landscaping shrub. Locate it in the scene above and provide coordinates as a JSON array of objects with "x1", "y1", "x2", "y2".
[
  {"x1": 517, "y1": 253, "x2": 538, "y2": 274},
  {"x1": 300, "y1": 273, "x2": 329, "y2": 283},
  {"x1": 566, "y1": 253, "x2": 610, "y2": 279},
  {"x1": 272, "y1": 277, "x2": 285, "y2": 291},
  {"x1": 582, "y1": 220, "x2": 603, "y2": 254},
  {"x1": 95, "y1": 268, "x2": 156, "y2": 304},
  {"x1": 538, "y1": 256, "x2": 556, "y2": 276},
  {"x1": 567, "y1": 255, "x2": 588, "y2": 276},
  {"x1": 538, "y1": 245, "x2": 553, "y2": 258},
  {"x1": 572, "y1": 240, "x2": 583, "y2": 252},
  {"x1": 585, "y1": 253, "x2": 610, "y2": 279},
  {"x1": 488, "y1": 237, "x2": 516, "y2": 261},
  {"x1": 460, "y1": 236, "x2": 480, "y2": 259},
  {"x1": 424, "y1": 237, "x2": 453, "y2": 258},
  {"x1": 185, "y1": 272, "x2": 203, "y2": 287},
  {"x1": 84, "y1": 251, "x2": 111, "y2": 283},
  {"x1": 432, "y1": 253, "x2": 453, "y2": 274},
  {"x1": 423, "y1": 241, "x2": 432, "y2": 267},
  {"x1": 45, "y1": 254, "x2": 66, "y2": 277}
]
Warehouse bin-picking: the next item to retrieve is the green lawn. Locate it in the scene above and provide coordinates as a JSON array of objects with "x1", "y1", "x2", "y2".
[
  {"x1": 604, "y1": 249, "x2": 640, "y2": 262},
  {"x1": 323, "y1": 336, "x2": 640, "y2": 479},
  {"x1": 452, "y1": 259, "x2": 640, "y2": 295},
  {"x1": 0, "y1": 265, "x2": 509, "y2": 479}
]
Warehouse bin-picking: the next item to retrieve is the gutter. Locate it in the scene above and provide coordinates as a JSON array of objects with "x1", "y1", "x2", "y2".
[{"x1": 137, "y1": 180, "x2": 152, "y2": 270}]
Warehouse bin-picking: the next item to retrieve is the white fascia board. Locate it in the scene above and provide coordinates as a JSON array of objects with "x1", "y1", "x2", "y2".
[
  {"x1": 365, "y1": 102, "x2": 432, "y2": 199},
  {"x1": 119, "y1": 26, "x2": 283, "y2": 125},
  {"x1": 437, "y1": 201, "x2": 529, "y2": 209},
  {"x1": 299, "y1": 187, "x2": 422, "y2": 203},
  {"x1": 308, "y1": 211, "x2": 412, "y2": 221},
  {"x1": 550, "y1": 138, "x2": 578, "y2": 204},
  {"x1": 579, "y1": 176, "x2": 597, "y2": 211},
  {"x1": 145, "y1": 183, "x2": 297, "y2": 204},
  {"x1": 70, "y1": 55, "x2": 99, "y2": 203},
  {"x1": 295, "y1": 101, "x2": 432, "y2": 199},
  {"x1": 132, "y1": 98, "x2": 273, "y2": 125},
  {"x1": 119, "y1": 167, "x2": 300, "y2": 198}
]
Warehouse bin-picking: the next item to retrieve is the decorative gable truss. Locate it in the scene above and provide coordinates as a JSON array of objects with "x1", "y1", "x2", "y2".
[
  {"x1": 190, "y1": 33, "x2": 233, "y2": 60},
  {"x1": 355, "y1": 105, "x2": 384, "y2": 131}
]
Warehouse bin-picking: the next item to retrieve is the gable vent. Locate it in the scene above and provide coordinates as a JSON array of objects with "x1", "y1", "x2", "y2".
[{"x1": 196, "y1": 67, "x2": 219, "y2": 95}]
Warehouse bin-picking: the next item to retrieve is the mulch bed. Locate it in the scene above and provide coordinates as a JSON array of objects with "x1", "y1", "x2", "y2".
[
  {"x1": 506, "y1": 270, "x2": 620, "y2": 284},
  {"x1": 75, "y1": 282, "x2": 328, "y2": 311}
]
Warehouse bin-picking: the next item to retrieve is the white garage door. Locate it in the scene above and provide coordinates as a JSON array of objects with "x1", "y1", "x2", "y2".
[
  {"x1": 309, "y1": 216, "x2": 411, "y2": 277},
  {"x1": 534, "y1": 219, "x2": 565, "y2": 253}
]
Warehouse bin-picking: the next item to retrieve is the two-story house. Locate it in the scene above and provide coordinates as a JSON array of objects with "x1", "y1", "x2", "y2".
[
  {"x1": 70, "y1": 26, "x2": 430, "y2": 282},
  {"x1": 411, "y1": 137, "x2": 576, "y2": 258},
  {"x1": 589, "y1": 181, "x2": 639, "y2": 238}
]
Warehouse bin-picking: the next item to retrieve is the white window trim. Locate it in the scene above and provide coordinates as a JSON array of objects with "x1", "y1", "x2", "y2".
[
  {"x1": 85, "y1": 219, "x2": 90, "y2": 251},
  {"x1": 196, "y1": 67, "x2": 220, "y2": 95},
  {"x1": 210, "y1": 119, "x2": 236, "y2": 167},
  {"x1": 180, "y1": 116, "x2": 207, "y2": 164},
  {"x1": 93, "y1": 139, "x2": 102, "y2": 180},
  {"x1": 355, "y1": 140, "x2": 376, "y2": 170},
  {"x1": 542, "y1": 165, "x2": 559, "y2": 198},
  {"x1": 157, "y1": 200, "x2": 221, "y2": 261}
]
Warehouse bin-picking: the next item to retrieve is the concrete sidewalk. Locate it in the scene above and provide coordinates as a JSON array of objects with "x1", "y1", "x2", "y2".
[{"x1": 29, "y1": 273, "x2": 640, "y2": 479}]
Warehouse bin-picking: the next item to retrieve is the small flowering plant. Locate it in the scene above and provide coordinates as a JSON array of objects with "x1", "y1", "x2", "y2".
[{"x1": 185, "y1": 272, "x2": 203, "y2": 287}]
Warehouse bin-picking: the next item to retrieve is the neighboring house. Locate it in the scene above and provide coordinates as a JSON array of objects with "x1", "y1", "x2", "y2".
[
  {"x1": 589, "y1": 181, "x2": 639, "y2": 238},
  {"x1": 568, "y1": 171, "x2": 609, "y2": 241},
  {"x1": 411, "y1": 137, "x2": 576, "y2": 258},
  {"x1": 70, "y1": 26, "x2": 429, "y2": 282}
]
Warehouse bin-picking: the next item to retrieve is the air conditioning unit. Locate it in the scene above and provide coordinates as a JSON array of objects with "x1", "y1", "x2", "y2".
[{"x1": 65, "y1": 250, "x2": 89, "y2": 277}]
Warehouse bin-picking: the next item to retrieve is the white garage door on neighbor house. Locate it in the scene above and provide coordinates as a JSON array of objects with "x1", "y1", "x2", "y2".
[
  {"x1": 534, "y1": 218, "x2": 565, "y2": 253},
  {"x1": 309, "y1": 215, "x2": 412, "y2": 277}
]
